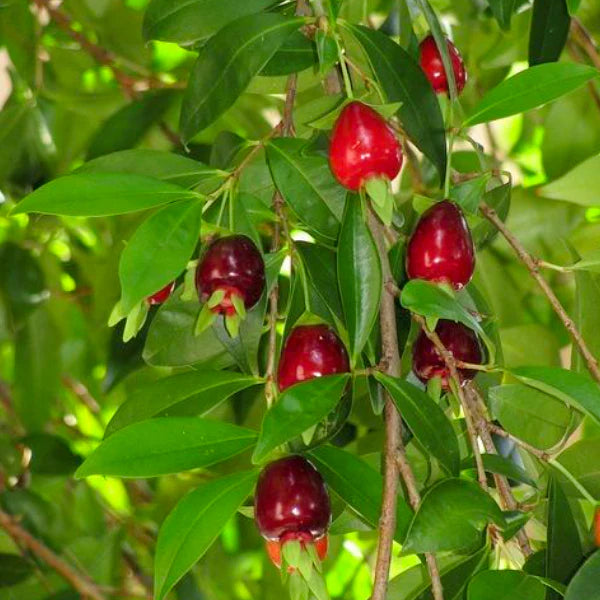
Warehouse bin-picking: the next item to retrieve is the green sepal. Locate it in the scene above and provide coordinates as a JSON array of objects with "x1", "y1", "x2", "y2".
[
  {"x1": 288, "y1": 571, "x2": 309, "y2": 600},
  {"x1": 425, "y1": 315, "x2": 438, "y2": 332},
  {"x1": 225, "y1": 312, "x2": 241, "y2": 338},
  {"x1": 305, "y1": 542, "x2": 322, "y2": 573},
  {"x1": 427, "y1": 376, "x2": 442, "y2": 402},
  {"x1": 282, "y1": 540, "x2": 302, "y2": 570},
  {"x1": 231, "y1": 293, "x2": 247, "y2": 318},
  {"x1": 306, "y1": 567, "x2": 329, "y2": 600},
  {"x1": 195, "y1": 303, "x2": 216, "y2": 336},
  {"x1": 296, "y1": 547, "x2": 313, "y2": 581},
  {"x1": 180, "y1": 260, "x2": 199, "y2": 302},
  {"x1": 365, "y1": 177, "x2": 394, "y2": 226},
  {"x1": 207, "y1": 288, "x2": 226, "y2": 309},
  {"x1": 108, "y1": 299, "x2": 127, "y2": 327},
  {"x1": 122, "y1": 300, "x2": 149, "y2": 342}
]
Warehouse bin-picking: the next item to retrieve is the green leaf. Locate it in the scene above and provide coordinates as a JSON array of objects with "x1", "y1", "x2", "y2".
[
  {"x1": 105, "y1": 371, "x2": 260, "y2": 436},
  {"x1": 487, "y1": 0, "x2": 516, "y2": 30},
  {"x1": 467, "y1": 570, "x2": 547, "y2": 600},
  {"x1": 77, "y1": 149, "x2": 224, "y2": 190},
  {"x1": 154, "y1": 470, "x2": 258, "y2": 600},
  {"x1": 180, "y1": 14, "x2": 304, "y2": 142},
  {"x1": 402, "y1": 478, "x2": 505, "y2": 554},
  {"x1": 564, "y1": 551, "x2": 600, "y2": 600},
  {"x1": 472, "y1": 183, "x2": 511, "y2": 248},
  {"x1": 555, "y1": 438, "x2": 600, "y2": 499},
  {"x1": 337, "y1": 199, "x2": 381, "y2": 365},
  {"x1": 465, "y1": 453, "x2": 538, "y2": 489},
  {"x1": 76, "y1": 417, "x2": 257, "y2": 478},
  {"x1": 539, "y1": 154, "x2": 600, "y2": 207},
  {"x1": 375, "y1": 373, "x2": 460, "y2": 476},
  {"x1": 566, "y1": 0, "x2": 582, "y2": 14},
  {"x1": 343, "y1": 23, "x2": 447, "y2": 179},
  {"x1": 22, "y1": 433, "x2": 81, "y2": 475},
  {"x1": 13, "y1": 173, "x2": 198, "y2": 217},
  {"x1": 464, "y1": 63, "x2": 598, "y2": 126},
  {"x1": 266, "y1": 138, "x2": 345, "y2": 240},
  {"x1": 252, "y1": 374, "x2": 350, "y2": 463},
  {"x1": 529, "y1": 0, "x2": 571, "y2": 66},
  {"x1": 449, "y1": 173, "x2": 491, "y2": 215},
  {"x1": 308, "y1": 445, "x2": 413, "y2": 540},
  {"x1": 546, "y1": 477, "x2": 584, "y2": 599},
  {"x1": 511, "y1": 366, "x2": 600, "y2": 427},
  {"x1": 261, "y1": 31, "x2": 318, "y2": 76},
  {"x1": 0, "y1": 553, "x2": 33, "y2": 587},
  {"x1": 489, "y1": 384, "x2": 571, "y2": 450},
  {"x1": 86, "y1": 91, "x2": 175, "y2": 160},
  {"x1": 143, "y1": 0, "x2": 277, "y2": 47},
  {"x1": 119, "y1": 199, "x2": 202, "y2": 313}
]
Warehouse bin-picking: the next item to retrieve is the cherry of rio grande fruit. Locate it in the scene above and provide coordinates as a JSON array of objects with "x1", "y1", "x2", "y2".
[
  {"x1": 147, "y1": 281, "x2": 175, "y2": 305},
  {"x1": 329, "y1": 101, "x2": 403, "y2": 191},
  {"x1": 419, "y1": 34, "x2": 467, "y2": 95}
]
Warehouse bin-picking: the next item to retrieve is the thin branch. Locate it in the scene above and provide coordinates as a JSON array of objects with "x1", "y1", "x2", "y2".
[
  {"x1": 571, "y1": 18, "x2": 600, "y2": 70},
  {"x1": 0, "y1": 509, "x2": 106, "y2": 600},
  {"x1": 368, "y1": 210, "x2": 444, "y2": 600},
  {"x1": 480, "y1": 202, "x2": 600, "y2": 386},
  {"x1": 61, "y1": 375, "x2": 100, "y2": 414}
]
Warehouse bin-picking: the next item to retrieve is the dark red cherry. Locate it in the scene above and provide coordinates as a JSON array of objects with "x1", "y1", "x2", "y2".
[
  {"x1": 255, "y1": 455, "x2": 331, "y2": 543},
  {"x1": 277, "y1": 324, "x2": 350, "y2": 392},
  {"x1": 195, "y1": 235, "x2": 265, "y2": 316},
  {"x1": 412, "y1": 320, "x2": 482, "y2": 389},
  {"x1": 329, "y1": 101, "x2": 403, "y2": 191},
  {"x1": 147, "y1": 281, "x2": 175, "y2": 305},
  {"x1": 406, "y1": 200, "x2": 475, "y2": 290},
  {"x1": 419, "y1": 35, "x2": 467, "y2": 95}
]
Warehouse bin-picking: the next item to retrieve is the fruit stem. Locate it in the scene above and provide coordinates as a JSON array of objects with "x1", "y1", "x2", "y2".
[{"x1": 336, "y1": 38, "x2": 354, "y2": 99}]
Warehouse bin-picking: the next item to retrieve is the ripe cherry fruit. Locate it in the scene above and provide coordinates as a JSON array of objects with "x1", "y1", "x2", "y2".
[
  {"x1": 195, "y1": 234, "x2": 265, "y2": 337},
  {"x1": 412, "y1": 320, "x2": 483, "y2": 389},
  {"x1": 255, "y1": 455, "x2": 331, "y2": 575},
  {"x1": 147, "y1": 281, "x2": 175, "y2": 305},
  {"x1": 406, "y1": 200, "x2": 475, "y2": 290},
  {"x1": 277, "y1": 324, "x2": 350, "y2": 392},
  {"x1": 329, "y1": 101, "x2": 403, "y2": 191},
  {"x1": 419, "y1": 34, "x2": 467, "y2": 95}
]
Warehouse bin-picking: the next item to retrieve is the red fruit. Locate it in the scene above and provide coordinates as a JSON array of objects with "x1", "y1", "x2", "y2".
[
  {"x1": 595, "y1": 507, "x2": 600, "y2": 548},
  {"x1": 277, "y1": 325, "x2": 350, "y2": 392},
  {"x1": 255, "y1": 455, "x2": 331, "y2": 543},
  {"x1": 412, "y1": 320, "x2": 482, "y2": 389},
  {"x1": 147, "y1": 281, "x2": 176, "y2": 305},
  {"x1": 329, "y1": 101, "x2": 403, "y2": 191},
  {"x1": 406, "y1": 200, "x2": 475, "y2": 290},
  {"x1": 419, "y1": 34, "x2": 467, "y2": 95},
  {"x1": 195, "y1": 235, "x2": 265, "y2": 316}
]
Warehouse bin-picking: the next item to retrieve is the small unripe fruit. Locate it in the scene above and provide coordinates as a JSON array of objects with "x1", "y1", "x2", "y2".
[
  {"x1": 277, "y1": 324, "x2": 349, "y2": 392},
  {"x1": 329, "y1": 101, "x2": 403, "y2": 191},
  {"x1": 406, "y1": 200, "x2": 475, "y2": 290},
  {"x1": 147, "y1": 281, "x2": 176, "y2": 305},
  {"x1": 412, "y1": 320, "x2": 483, "y2": 389},
  {"x1": 419, "y1": 34, "x2": 467, "y2": 95}
]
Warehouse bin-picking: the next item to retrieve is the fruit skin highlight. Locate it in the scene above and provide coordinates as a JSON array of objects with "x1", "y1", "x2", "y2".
[
  {"x1": 406, "y1": 200, "x2": 475, "y2": 290},
  {"x1": 412, "y1": 320, "x2": 483, "y2": 390},
  {"x1": 255, "y1": 455, "x2": 331, "y2": 571},
  {"x1": 147, "y1": 281, "x2": 175, "y2": 305},
  {"x1": 329, "y1": 101, "x2": 403, "y2": 191},
  {"x1": 277, "y1": 324, "x2": 350, "y2": 393},
  {"x1": 419, "y1": 34, "x2": 467, "y2": 95}
]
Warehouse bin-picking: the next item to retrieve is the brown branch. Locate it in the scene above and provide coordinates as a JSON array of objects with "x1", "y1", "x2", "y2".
[
  {"x1": 480, "y1": 202, "x2": 600, "y2": 385},
  {"x1": 571, "y1": 18, "x2": 600, "y2": 70},
  {"x1": 0, "y1": 509, "x2": 106, "y2": 600},
  {"x1": 61, "y1": 375, "x2": 100, "y2": 414},
  {"x1": 368, "y1": 211, "x2": 444, "y2": 600}
]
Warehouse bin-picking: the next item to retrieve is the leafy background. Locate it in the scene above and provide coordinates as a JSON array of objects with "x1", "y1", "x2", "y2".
[{"x1": 0, "y1": 0, "x2": 600, "y2": 599}]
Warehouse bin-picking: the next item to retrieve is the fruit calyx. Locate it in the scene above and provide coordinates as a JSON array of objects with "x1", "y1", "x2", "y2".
[
  {"x1": 419, "y1": 34, "x2": 467, "y2": 95},
  {"x1": 412, "y1": 319, "x2": 483, "y2": 390},
  {"x1": 406, "y1": 200, "x2": 475, "y2": 290},
  {"x1": 265, "y1": 532, "x2": 329, "y2": 571},
  {"x1": 329, "y1": 101, "x2": 403, "y2": 192}
]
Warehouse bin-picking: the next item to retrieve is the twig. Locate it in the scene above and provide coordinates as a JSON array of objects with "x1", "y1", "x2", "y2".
[
  {"x1": 61, "y1": 375, "x2": 100, "y2": 414},
  {"x1": 487, "y1": 422, "x2": 550, "y2": 462},
  {"x1": 0, "y1": 509, "x2": 106, "y2": 600},
  {"x1": 566, "y1": 41, "x2": 600, "y2": 111},
  {"x1": 571, "y1": 18, "x2": 600, "y2": 70},
  {"x1": 368, "y1": 210, "x2": 444, "y2": 600},
  {"x1": 480, "y1": 202, "x2": 600, "y2": 385}
]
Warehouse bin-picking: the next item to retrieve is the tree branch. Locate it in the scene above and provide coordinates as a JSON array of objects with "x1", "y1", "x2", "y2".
[
  {"x1": 571, "y1": 18, "x2": 600, "y2": 70},
  {"x1": 480, "y1": 202, "x2": 600, "y2": 385},
  {"x1": 368, "y1": 211, "x2": 444, "y2": 600},
  {"x1": 0, "y1": 509, "x2": 106, "y2": 600}
]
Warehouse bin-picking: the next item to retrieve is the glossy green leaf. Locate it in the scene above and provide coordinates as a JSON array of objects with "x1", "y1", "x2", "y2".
[
  {"x1": 344, "y1": 23, "x2": 447, "y2": 179},
  {"x1": 464, "y1": 63, "x2": 598, "y2": 126},
  {"x1": 119, "y1": 199, "x2": 202, "y2": 313},
  {"x1": 539, "y1": 154, "x2": 600, "y2": 207},
  {"x1": 489, "y1": 384, "x2": 571, "y2": 450},
  {"x1": 472, "y1": 183, "x2": 511, "y2": 248},
  {"x1": 13, "y1": 173, "x2": 197, "y2": 217},
  {"x1": 154, "y1": 470, "x2": 258, "y2": 600},
  {"x1": 529, "y1": 0, "x2": 571, "y2": 66},
  {"x1": 402, "y1": 478, "x2": 505, "y2": 554},
  {"x1": 0, "y1": 553, "x2": 33, "y2": 587},
  {"x1": 375, "y1": 373, "x2": 460, "y2": 476},
  {"x1": 337, "y1": 199, "x2": 381, "y2": 365},
  {"x1": 76, "y1": 417, "x2": 257, "y2": 478},
  {"x1": 143, "y1": 0, "x2": 277, "y2": 46},
  {"x1": 261, "y1": 31, "x2": 318, "y2": 76},
  {"x1": 180, "y1": 14, "x2": 304, "y2": 141},
  {"x1": 252, "y1": 374, "x2": 350, "y2": 463},
  {"x1": 487, "y1": 0, "x2": 515, "y2": 30},
  {"x1": 465, "y1": 453, "x2": 538, "y2": 488},
  {"x1": 566, "y1": 0, "x2": 582, "y2": 14},
  {"x1": 105, "y1": 371, "x2": 260, "y2": 436},
  {"x1": 467, "y1": 570, "x2": 547, "y2": 600},
  {"x1": 512, "y1": 366, "x2": 600, "y2": 427},
  {"x1": 546, "y1": 477, "x2": 584, "y2": 598},
  {"x1": 308, "y1": 445, "x2": 413, "y2": 540},
  {"x1": 555, "y1": 438, "x2": 600, "y2": 498},
  {"x1": 266, "y1": 138, "x2": 345, "y2": 239},
  {"x1": 564, "y1": 551, "x2": 600, "y2": 600}
]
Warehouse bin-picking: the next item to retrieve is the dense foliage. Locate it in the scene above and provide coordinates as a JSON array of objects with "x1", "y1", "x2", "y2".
[{"x1": 1, "y1": 0, "x2": 600, "y2": 599}]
